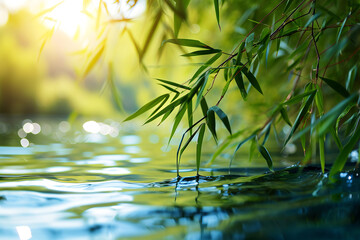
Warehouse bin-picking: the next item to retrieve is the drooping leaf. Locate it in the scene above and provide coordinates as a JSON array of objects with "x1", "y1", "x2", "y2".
[
  {"x1": 249, "y1": 138, "x2": 257, "y2": 162},
  {"x1": 258, "y1": 145, "x2": 274, "y2": 171},
  {"x1": 156, "y1": 78, "x2": 191, "y2": 90},
  {"x1": 304, "y1": 13, "x2": 321, "y2": 28},
  {"x1": 149, "y1": 94, "x2": 170, "y2": 117},
  {"x1": 283, "y1": 89, "x2": 317, "y2": 105},
  {"x1": 208, "y1": 106, "x2": 232, "y2": 135},
  {"x1": 320, "y1": 77, "x2": 350, "y2": 98},
  {"x1": 82, "y1": 42, "x2": 105, "y2": 79},
  {"x1": 280, "y1": 107, "x2": 292, "y2": 126},
  {"x1": 196, "y1": 123, "x2": 206, "y2": 175},
  {"x1": 284, "y1": 89, "x2": 316, "y2": 146},
  {"x1": 168, "y1": 103, "x2": 187, "y2": 145},
  {"x1": 182, "y1": 49, "x2": 221, "y2": 57},
  {"x1": 329, "y1": 125, "x2": 360, "y2": 179},
  {"x1": 337, "y1": 14, "x2": 348, "y2": 43},
  {"x1": 214, "y1": 0, "x2": 221, "y2": 30},
  {"x1": 221, "y1": 77, "x2": 232, "y2": 96},
  {"x1": 108, "y1": 63, "x2": 124, "y2": 112},
  {"x1": 245, "y1": 33, "x2": 255, "y2": 53},
  {"x1": 319, "y1": 135, "x2": 325, "y2": 173},
  {"x1": 35, "y1": 1, "x2": 64, "y2": 18},
  {"x1": 158, "y1": 84, "x2": 179, "y2": 94},
  {"x1": 284, "y1": 0, "x2": 294, "y2": 12},
  {"x1": 330, "y1": 126, "x2": 343, "y2": 150},
  {"x1": 315, "y1": 85, "x2": 324, "y2": 115},
  {"x1": 172, "y1": 0, "x2": 191, "y2": 37},
  {"x1": 241, "y1": 65, "x2": 263, "y2": 94},
  {"x1": 234, "y1": 68, "x2": 247, "y2": 100},
  {"x1": 195, "y1": 71, "x2": 210, "y2": 108},
  {"x1": 206, "y1": 107, "x2": 217, "y2": 143},
  {"x1": 187, "y1": 99, "x2": 193, "y2": 135},
  {"x1": 141, "y1": 9, "x2": 162, "y2": 60},
  {"x1": 162, "y1": 38, "x2": 213, "y2": 49},
  {"x1": 336, "y1": 103, "x2": 355, "y2": 135},
  {"x1": 235, "y1": 42, "x2": 245, "y2": 66},
  {"x1": 145, "y1": 95, "x2": 187, "y2": 124},
  {"x1": 123, "y1": 94, "x2": 169, "y2": 122}
]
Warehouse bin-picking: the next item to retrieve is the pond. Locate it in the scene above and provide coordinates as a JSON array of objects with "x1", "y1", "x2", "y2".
[{"x1": 0, "y1": 117, "x2": 359, "y2": 239}]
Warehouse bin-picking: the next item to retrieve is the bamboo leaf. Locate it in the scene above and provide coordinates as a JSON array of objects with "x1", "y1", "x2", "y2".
[
  {"x1": 245, "y1": 33, "x2": 255, "y2": 53},
  {"x1": 329, "y1": 125, "x2": 360, "y2": 179},
  {"x1": 249, "y1": 138, "x2": 257, "y2": 162},
  {"x1": 241, "y1": 65, "x2": 263, "y2": 94},
  {"x1": 320, "y1": 77, "x2": 350, "y2": 98},
  {"x1": 145, "y1": 95, "x2": 187, "y2": 124},
  {"x1": 149, "y1": 94, "x2": 170, "y2": 117},
  {"x1": 168, "y1": 103, "x2": 187, "y2": 145},
  {"x1": 158, "y1": 84, "x2": 179, "y2": 94},
  {"x1": 319, "y1": 135, "x2": 325, "y2": 173},
  {"x1": 179, "y1": 124, "x2": 202, "y2": 167},
  {"x1": 258, "y1": 145, "x2": 274, "y2": 171},
  {"x1": 108, "y1": 63, "x2": 124, "y2": 112},
  {"x1": 83, "y1": 42, "x2": 105, "y2": 79},
  {"x1": 214, "y1": 0, "x2": 221, "y2": 30},
  {"x1": 141, "y1": 9, "x2": 162, "y2": 60},
  {"x1": 35, "y1": 1, "x2": 64, "y2": 18},
  {"x1": 206, "y1": 107, "x2": 217, "y2": 143},
  {"x1": 163, "y1": 38, "x2": 213, "y2": 49},
  {"x1": 304, "y1": 13, "x2": 321, "y2": 28},
  {"x1": 284, "y1": 89, "x2": 317, "y2": 146},
  {"x1": 280, "y1": 107, "x2": 292, "y2": 126},
  {"x1": 283, "y1": 89, "x2": 317, "y2": 105},
  {"x1": 330, "y1": 126, "x2": 343, "y2": 150},
  {"x1": 173, "y1": 0, "x2": 191, "y2": 37},
  {"x1": 187, "y1": 99, "x2": 193, "y2": 135},
  {"x1": 123, "y1": 94, "x2": 169, "y2": 122},
  {"x1": 234, "y1": 68, "x2": 247, "y2": 100},
  {"x1": 196, "y1": 123, "x2": 206, "y2": 175},
  {"x1": 182, "y1": 49, "x2": 221, "y2": 57},
  {"x1": 156, "y1": 78, "x2": 191, "y2": 90},
  {"x1": 208, "y1": 106, "x2": 232, "y2": 135},
  {"x1": 236, "y1": 42, "x2": 245, "y2": 65}
]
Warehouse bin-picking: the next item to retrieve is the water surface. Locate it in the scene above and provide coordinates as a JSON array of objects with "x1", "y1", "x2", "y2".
[{"x1": 0, "y1": 118, "x2": 359, "y2": 239}]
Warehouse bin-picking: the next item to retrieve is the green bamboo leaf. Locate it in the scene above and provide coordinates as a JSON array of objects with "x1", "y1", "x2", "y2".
[
  {"x1": 284, "y1": 0, "x2": 294, "y2": 12},
  {"x1": 283, "y1": 89, "x2": 317, "y2": 105},
  {"x1": 249, "y1": 138, "x2": 257, "y2": 162},
  {"x1": 156, "y1": 78, "x2": 191, "y2": 90},
  {"x1": 234, "y1": 68, "x2": 247, "y2": 100},
  {"x1": 168, "y1": 103, "x2": 187, "y2": 145},
  {"x1": 173, "y1": 0, "x2": 190, "y2": 37},
  {"x1": 163, "y1": 38, "x2": 213, "y2": 49},
  {"x1": 293, "y1": 94, "x2": 358, "y2": 141},
  {"x1": 141, "y1": 9, "x2": 162, "y2": 60},
  {"x1": 208, "y1": 106, "x2": 232, "y2": 135},
  {"x1": 336, "y1": 103, "x2": 355, "y2": 135},
  {"x1": 206, "y1": 108, "x2": 217, "y2": 143},
  {"x1": 284, "y1": 89, "x2": 317, "y2": 145},
  {"x1": 214, "y1": 0, "x2": 221, "y2": 30},
  {"x1": 319, "y1": 135, "x2": 325, "y2": 173},
  {"x1": 241, "y1": 65, "x2": 263, "y2": 94},
  {"x1": 236, "y1": 42, "x2": 245, "y2": 66},
  {"x1": 258, "y1": 145, "x2": 274, "y2": 171},
  {"x1": 149, "y1": 94, "x2": 170, "y2": 117},
  {"x1": 330, "y1": 126, "x2": 343, "y2": 150},
  {"x1": 108, "y1": 63, "x2": 124, "y2": 112},
  {"x1": 320, "y1": 77, "x2": 350, "y2": 98},
  {"x1": 179, "y1": 124, "x2": 202, "y2": 167},
  {"x1": 315, "y1": 85, "x2": 324, "y2": 115},
  {"x1": 200, "y1": 97, "x2": 209, "y2": 116},
  {"x1": 280, "y1": 107, "x2": 292, "y2": 126},
  {"x1": 187, "y1": 99, "x2": 193, "y2": 135},
  {"x1": 196, "y1": 123, "x2": 206, "y2": 175},
  {"x1": 144, "y1": 95, "x2": 187, "y2": 124},
  {"x1": 158, "y1": 84, "x2": 179, "y2": 94},
  {"x1": 191, "y1": 52, "x2": 222, "y2": 82},
  {"x1": 329, "y1": 125, "x2": 360, "y2": 179},
  {"x1": 182, "y1": 49, "x2": 221, "y2": 57},
  {"x1": 195, "y1": 72, "x2": 210, "y2": 108},
  {"x1": 245, "y1": 33, "x2": 255, "y2": 53},
  {"x1": 337, "y1": 14, "x2": 348, "y2": 43},
  {"x1": 221, "y1": 78, "x2": 232, "y2": 97},
  {"x1": 304, "y1": 13, "x2": 321, "y2": 28},
  {"x1": 123, "y1": 94, "x2": 169, "y2": 122}
]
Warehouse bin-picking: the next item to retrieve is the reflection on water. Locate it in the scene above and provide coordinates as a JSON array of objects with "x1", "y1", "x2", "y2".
[{"x1": 0, "y1": 118, "x2": 359, "y2": 239}]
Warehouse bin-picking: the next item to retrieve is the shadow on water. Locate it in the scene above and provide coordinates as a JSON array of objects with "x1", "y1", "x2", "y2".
[{"x1": 0, "y1": 118, "x2": 359, "y2": 239}]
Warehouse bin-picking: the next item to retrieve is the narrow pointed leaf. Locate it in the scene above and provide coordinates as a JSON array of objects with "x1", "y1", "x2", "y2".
[
  {"x1": 168, "y1": 103, "x2": 187, "y2": 145},
  {"x1": 206, "y1": 108, "x2": 217, "y2": 142},
  {"x1": 83, "y1": 43, "x2": 105, "y2": 79},
  {"x1": 330, "y1": 125, "x2": 360, "y2": 179},
  {"x1": 249, "y1": 138, "x2": 257, "y2": 162},
  {"x1": 234, "y1": 68, "x2": 247, "y2": 99},
  {"x1": 163, "y1": 38, "x2": 213, "y2": 49},
  {"x1": 235, "y1": 42, "x2": 245, "y2": 65},
  {"x1": 35, "y1": 1, "x2": 64, "y2": 18},
  {"x1": 284, "y1": 90, "x2": 316, "y2": 145},
  {"x1": 196, "y1": 123, "x2": 206, "y2": 175},
  {"x1": 182, "y1": 49, "x2": 221, "y2": 57},
  {"x1": 319, "y1": 136, "x2": 325, "y2": 173},
  {"x1": 156, "y1": 78, "x2": 191, "y2": 90},
  {"x1": 258, "y1": 145, "x2": 274, "y2": 171},
  {"x1": 280, "y1": 107, "x2": 292, "y2": 126},
  {"x1": 241, "y1": 65, "x2": 263, "y2": 94},
  {"x1": 187, "y1": 100, "x2": 193, "y2": 135},
  {"x1": 179, "y1": 125, "x2": 202, "y2": 166},
  {"x1": 320, "y1": 77, "x2": 350, "y2": 98},
  {"x1": 214, "y1": 0, "x2": 221, "y2": 30},
  {"x1": 283, "y1": 89, "x2": 317, "y2": 105},
  {"x1": 124, "y1": 94, "x2": 169, "y2": 121},
  {"x1": 149, "y1": 94, "x2": 170, "y2": 117},
  {"x1": 158, "y1": 84, "x2": 179, "y2": 94},
  {"x1": 208, "y1": 106, "x2": 232, "y2": 135}
]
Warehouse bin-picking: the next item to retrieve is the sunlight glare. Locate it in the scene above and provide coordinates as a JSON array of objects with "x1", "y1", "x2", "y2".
[{"x1": 16, "y1": 226, "x2": 32, "y2": 240}]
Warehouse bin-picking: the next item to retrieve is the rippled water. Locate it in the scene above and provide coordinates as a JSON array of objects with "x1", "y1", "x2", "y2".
[{"x1": 0, "y1": 118, "x2": 359, "y2": 239}]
